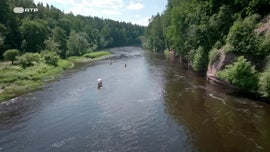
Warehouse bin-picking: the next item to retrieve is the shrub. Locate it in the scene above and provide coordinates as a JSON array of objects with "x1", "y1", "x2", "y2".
[
  {"x1": 213, "y1": 41, "x2": 222, "y2": 49},
  {"x1": 226, "y1": 14, "x2": 260, "y2": 55},
  {"x1": 41, "y1": 50, "x2": 59, "y2": 66},
  {"x1": 209, "y1": 48, "x2": 221, "y2": 64},
  {"x1": 3, "y1": 49, "x2": 19, "y2": 64},
  {"x1": 258, "y1": 34, "x2": 270, "y2": 56},
  {"x1": 44, "y1": 55, "x2": 58, "y2": 66},
  {"x1": 187, "y1": 49, "x2": 195, "y2": 62},
  {"x1": 58, "y1": 59, "x2": 73, "y2": 70},
  {"x1": 223, "y1": 43, "x2": 235, "y2": 52},
  {"x1": 192, "y1": 46, "x2": 208, "y2": 72},
  {"x1": 19, "y1": 53, "x2": 40, "y2": 68},
  {"x1": 259, "y1": 67, "x2": 270, "y2": 97},
  {"x1": 217, "y1": 56, "x2": 258, "y2": 90}
]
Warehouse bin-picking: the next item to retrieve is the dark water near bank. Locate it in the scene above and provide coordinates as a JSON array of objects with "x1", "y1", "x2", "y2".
[{"x1": 0, "y1": 47, "x2": 270, "y2": 152}]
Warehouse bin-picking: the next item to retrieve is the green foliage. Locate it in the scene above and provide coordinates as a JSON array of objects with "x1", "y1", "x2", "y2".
[
  {"x1": 19, "y1": 18, "x2": 48, "y2": 52},
  {"x1": 83, "y1": 51, "x2": 111, "y2": 58},
  {"x1": 258, "y1": 34, "x2": 270, "y2": 55},
  {"x1": 213, "y1": 41, "x2": 223, "y2": 49},
  {"x1": 217, "y1": 56, "x2": 258, "y2": 90},
  {"x1": 226, "y1": 14, "x2": 270, "y2": 56},
  {"x1": 209, "y1": 48, "x2": 221, "y2": 64},
  {"x1": 41, "y1": 51, "x2": 59, "y2": 66},
  {"x1": 142, "y1": 0, "x2": 270, "y2": 96},
  {"x1": 145, "y1": 14, "x2": 166, "y2": 52},
  {"x1": 223, "y1": 43, "x2": 235, "y2": 52},
  {"x1": 19, "y1": 53, "x2": 40, "y2": 68},
  {"x1": 144, "y1": 1, "x2": 235, "y2": 60},
  {"x1": 226, "y1": 15, "x2": 260, "y2": 55},
  {"x1": 51, "y1": 26, "x2": 67, "y2": 58},
  {"x1": 3, "y1": 49, "x2": 19, "y2": 64},
  {"x1": 67, "y1": 31, "x2": 89, "y2": 57},
  {"x1": 86, "y1": 44, "x2": 98, "y2": 53},
  {"x1": 0, "y1": 62, "x2": 62, "y2": 101},
  {"x1": 0, "y1": 23, "x2": 7, "y2": 47},
  {"x1": 44, "y1": 38, "x2": 60, "y2": 53},
  {"x1": 245, "y1": 0, "x2": 270, "y2": 16},
  {"x1": 259, "y1": 67, "x2": 270, "y2": 97},
  {"x1": 193, "y1": 46, "x2": 208, "y2": 72},
  {"x1": 57, "y1": 59, "x2": 73, "y2": 70},
  {"x1": 0, "y1": 0, "x2": 21, "y2": 54}
]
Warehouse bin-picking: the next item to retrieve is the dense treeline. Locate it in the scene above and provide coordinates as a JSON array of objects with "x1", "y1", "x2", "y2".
[
  {"x1": 143, "y1": 0, "x2": 270, "y2": 97},
  {"x1": 0, "y1": 0, "x2": 144, "y2": 59}
]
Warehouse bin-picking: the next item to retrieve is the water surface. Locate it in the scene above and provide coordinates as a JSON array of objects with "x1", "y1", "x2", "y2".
[{"x1": 0, "y1": 47, "x2": 269, "y2": 152}]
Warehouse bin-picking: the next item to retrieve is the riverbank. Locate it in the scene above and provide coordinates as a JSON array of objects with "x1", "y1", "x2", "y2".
[
  {"x1": 0, "y1": 51, "x2": 112, "y2": 102},
  {"x1": 164, "y1": 52, "x2": 270, "y2": 103}
]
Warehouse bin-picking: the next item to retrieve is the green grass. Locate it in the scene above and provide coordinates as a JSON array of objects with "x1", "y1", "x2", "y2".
[
  {"x1": 83, "y1": 51, "x2": 111, "y2": 58},
  {"x1": 0, "y1": 63, "x2": 66, "y2": 101},
  {"x1": 68, "y1": 56, "x2": 91, "y2": 63},
  {"x1": 68, "y1": 51, "x2": 112, "y2": 64},
  {"x1": 58, "y1": 59, "x2": 74, "y2": 69},
  {"x1": 0, "y1": 50, "x2": 111, "y2": 102}
]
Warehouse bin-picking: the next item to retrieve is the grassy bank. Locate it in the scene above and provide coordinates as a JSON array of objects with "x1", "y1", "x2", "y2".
[
  {"x1": 0, "y1": 51, "x2": 112, "y2": 102},
  {"x1": 68, "y1": 51, "x2": 112, "y2": 64}
]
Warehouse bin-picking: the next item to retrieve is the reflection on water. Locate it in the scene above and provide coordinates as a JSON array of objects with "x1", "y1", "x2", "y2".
[{"x1": 0, "y1": 47, "x2": 270, "y2": 152}]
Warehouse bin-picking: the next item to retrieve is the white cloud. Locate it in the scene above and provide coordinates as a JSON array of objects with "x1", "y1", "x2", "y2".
[
  {"x1": 67, "y1": 6, "x2": 98, "y2": 16},
  {"x1": 35, "y1": 0, "x2": 70, "y2": 5},
  {"x1": 101, "y1": 9, "x2": 121, "y2": 16},
  {"x1": 36, "y1": 0, "x2": 124, "y2": 9},
  {"x1": 126, "y1": 2, "x2": 144, "y2": 10},
  {"x1": 36, "y1": 0, "x2": 124, "y2": 15},
  {"x1": 133, "y1": 17, "x2": 149, "y2": 26},
  {"x1": 35, "y1": 0, "x2": 151, "y2": 25},
  {"x1": 85, "y1": 0, "x2": 124, "y2": 9}
]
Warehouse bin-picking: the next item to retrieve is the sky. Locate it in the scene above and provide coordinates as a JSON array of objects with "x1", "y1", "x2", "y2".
[{"x1": 35, "y1": 0, "x2": 167, "y2": 26}]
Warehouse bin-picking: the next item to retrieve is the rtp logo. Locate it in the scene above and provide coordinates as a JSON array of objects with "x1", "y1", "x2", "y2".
[{"x1": 13, "y1": 7, "x2": 38, "y2": 13}]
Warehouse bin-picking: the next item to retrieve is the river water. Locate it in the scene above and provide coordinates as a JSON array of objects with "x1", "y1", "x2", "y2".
[{"x1": 0, "y1": 47, "x2": 270, "y2": 152}]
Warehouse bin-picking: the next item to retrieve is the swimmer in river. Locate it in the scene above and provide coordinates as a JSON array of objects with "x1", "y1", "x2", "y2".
[
  {"x1": 125, "y1": 63, "x2": 127, "y2": 68},
  {"x1": 97, "y1": 78, "x2": 103, "y2": 89}
]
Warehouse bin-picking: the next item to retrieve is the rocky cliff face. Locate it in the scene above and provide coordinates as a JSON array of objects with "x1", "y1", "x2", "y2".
[{"x1": 206, "y1": 49, "x2": 238, "y2": 89}]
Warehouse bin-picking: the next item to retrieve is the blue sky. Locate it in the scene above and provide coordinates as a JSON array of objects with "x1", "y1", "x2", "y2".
[{"x1": 35, "y1": 0, "x2": 167, "y2": 26}]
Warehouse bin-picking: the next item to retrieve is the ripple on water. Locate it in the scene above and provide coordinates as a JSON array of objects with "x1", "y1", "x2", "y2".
[
  {"x1": 135, "y1": 96, "x2": 161, "y2": 103},
  {"x1": 209, "y1": 93, "x2": 226, "y2": 105},
  {"x1": 51, "y1": 136, "x2": 77, "y2": 148}
]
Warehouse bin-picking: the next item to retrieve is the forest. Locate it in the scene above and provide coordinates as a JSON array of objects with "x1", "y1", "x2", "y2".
[
  {"x1": 143, "y1": 0, "x2": 270, "y2": 98},
  {"x1": 0, "y1": 0, "x2": 144, "y2": 59}
]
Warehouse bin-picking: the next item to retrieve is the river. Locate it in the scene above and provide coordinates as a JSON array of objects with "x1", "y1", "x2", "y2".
[{"x1": 0, "y1": 47, "x2": 270, "y2": 152}]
